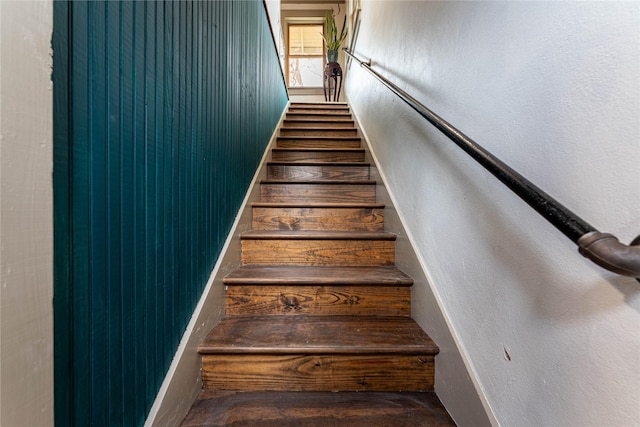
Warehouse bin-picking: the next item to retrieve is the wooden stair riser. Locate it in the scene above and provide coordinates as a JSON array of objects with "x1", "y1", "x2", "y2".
[
  {"x1": 260, "y1": 183, "x2": 376, "y2": 203},
  {"x1": 225, "y1": 285, "x2": 411, "y2": 316},
  {"x1": 282, "y1": 120, "x2": 355, "y2": 129},
  {"x1": 280, "y1": 128, "x2": 358, "y2": 138},
  {"x1": 276, "y1": 137, "x2": 361, "y2": 149},
  {"x1": 241, "y1": 238, "x2": 395, "y2": 266},
  {"x1": 267, "y1": 164, "x2": 370, "y2": 181},
  {"x1": 286, "y1": 113, "x2": 352, "y2": 121},
  {"x1": 201, "y1": 354, "x2": 435, "y2": 392},
  {"x1": 271, "y1": 148, "x2": 365, "y2": 162},
  {"x1": 288, "y1": 108, "x2": 351, "y2": 114},
  {"x1": 252, "y1": 206, "x2": 384, "y2": 231},
  {"x1": 289, "y1": 104, "x2": 349, "y2": 111},
  {"x1": 290, "y1": 102, "x2": 348, "y2": 107}
]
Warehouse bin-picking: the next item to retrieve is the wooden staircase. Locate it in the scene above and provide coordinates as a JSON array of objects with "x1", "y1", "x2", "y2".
[{"x1": 181, "y1": 103, "x2": 455, "y2": 426}]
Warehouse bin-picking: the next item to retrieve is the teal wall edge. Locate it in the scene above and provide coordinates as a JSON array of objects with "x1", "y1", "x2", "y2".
[{"x1": 52, "y1": 1, "x2": 288, "y2": 425}]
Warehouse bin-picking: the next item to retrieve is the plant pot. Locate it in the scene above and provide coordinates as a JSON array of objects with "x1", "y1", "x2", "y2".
[{"x1": 326, "y1": 50, "x2": 338, "y2": 63}]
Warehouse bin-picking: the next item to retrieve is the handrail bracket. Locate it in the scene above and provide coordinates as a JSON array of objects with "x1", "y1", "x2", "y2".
[{"x1": 578, "y1": 232, "x2": 640, "y2": 280}]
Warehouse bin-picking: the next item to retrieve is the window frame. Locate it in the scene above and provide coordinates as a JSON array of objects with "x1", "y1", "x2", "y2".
[{"x1": 286, "y1": 23, "x2": 326, "y2": 88}]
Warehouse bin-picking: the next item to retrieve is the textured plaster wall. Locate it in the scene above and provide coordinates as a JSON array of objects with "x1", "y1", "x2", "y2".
[
  {"x1": 346, "y1": 2, "x2": 639, "y2": 426},
  {"x1": 0, "y1": 1, "x2": 54, "y2": 426},
  {"x1": 265, "y1": 0, "x2": 285, "y2": 69}
]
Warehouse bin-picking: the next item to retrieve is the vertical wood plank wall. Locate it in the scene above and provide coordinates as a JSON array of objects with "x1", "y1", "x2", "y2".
[{"x1": 52, "y1": 1, "x2": 288, "y2": 425}]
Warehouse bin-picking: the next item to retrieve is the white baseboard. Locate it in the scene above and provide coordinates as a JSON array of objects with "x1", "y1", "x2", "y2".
[{"x1": 348, "y1": 101, "x2": 498, "y2": 427}]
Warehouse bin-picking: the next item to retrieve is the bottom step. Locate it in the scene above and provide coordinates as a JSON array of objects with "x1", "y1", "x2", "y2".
[{"x1": 181, "y1": 390, "x2": 456, "y2": 427}]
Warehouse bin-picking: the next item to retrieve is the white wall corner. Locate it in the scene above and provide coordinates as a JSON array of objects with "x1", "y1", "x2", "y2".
[{"x1": 0, "y1": 1, "x2": 55, "y2": 426}]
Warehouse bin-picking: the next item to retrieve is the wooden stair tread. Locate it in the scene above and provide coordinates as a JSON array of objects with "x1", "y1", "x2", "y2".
[
  {"x1": 268, "y1": 161, "x2": 369, "y2": 167},
  {"x1": 261, "y1": 179, "x2": 375, "y2": 185},
  {"x1": 270, "y1": 148, "x2": 366, "y2": 162},
  {"x1": 251, "y1": 203, "x2": 385, "y2": 232},
  {"x1": 260, "y1": 182, "x2": 376, "y2": 204},
  {"x1": 284, "y1": 117, "x2": 354, "y2": 122},
  {"x1": 287, "y1": 108, "x2": 351, "y2": 114},
  {"x1": 252, "y1": 202, "x2": 384, "y2": 208},
  {"x1": 287, "y1": 108, "x2": 349, "y2": 111},
  {"x1": 286, "y1": 113, "x2": 353, "y2": 119},
  {"x1": 283, "y1": 119, "x2": 355, "y2": 125},
  {"x1": 277, "y1": 136, "x2": 359, "y2": 140},
  {"x1": 287, "y1": 110, "x2": 350, "y2": 114},
  {"x1": 272, "y1": 147, "x2": 365, "y2": 152},
  {"x1": 181, "y1": 390, "x2": 456, "y2": 427},
  {"x1": 280, "y1": 127, "x2": 357, "y2": 132},
  {"x1": 275, "y1": 137, "x2": 362, "y2": 148},
  {"x1": 240, "y1": 230, "x2": 397, "y2": 240},
  {"x1": 224, "y1": 266, "x2": 413, "y2": 286},
  {"x1": 281, "y1": 124, "x2": 355, "y2": 128},
  {"x1": 290, "y1": 101, "x2": 348, "y2": 104},
  {"x1": 267, "y1": 163, "x2": 370, "y2": 181},
  {"x1": 199, "y1": 316, "x2": 438, "y2": 354},
  {"x1": 286, "y1": 109, "x2": 351, "y2": 115},
  {"x1": 290, "y1": 102, "x2": 348, "y2": 107}
]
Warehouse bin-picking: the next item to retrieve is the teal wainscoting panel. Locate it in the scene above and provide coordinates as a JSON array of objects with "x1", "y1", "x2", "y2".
[{"x1": 53, "y1": 1, "x2": 288, "y2": 425}]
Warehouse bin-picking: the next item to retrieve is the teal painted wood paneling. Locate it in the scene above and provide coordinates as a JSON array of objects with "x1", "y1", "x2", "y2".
[{"x1": 53, "y1": 1, "x2": 288, "y2": 425}]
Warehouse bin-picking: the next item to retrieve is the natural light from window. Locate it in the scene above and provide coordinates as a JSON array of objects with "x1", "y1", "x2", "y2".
[{"x1": 288, "y1": 24, "x2": 324, "y2": 88}]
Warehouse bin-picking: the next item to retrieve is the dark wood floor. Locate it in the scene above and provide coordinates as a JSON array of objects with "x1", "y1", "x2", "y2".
[{"x1": 181, "y1": 390, "x2": 456, "y2": 427}]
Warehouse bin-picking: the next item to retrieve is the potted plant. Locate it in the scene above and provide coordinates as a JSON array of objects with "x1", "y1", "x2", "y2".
[{"x1": 322, "y1": 9, "x2": 347, "y2": 63}]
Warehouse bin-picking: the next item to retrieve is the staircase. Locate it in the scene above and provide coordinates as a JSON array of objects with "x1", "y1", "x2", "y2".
[{"x1": 181, "y1": 103, "x2": 455, "y2": 426}]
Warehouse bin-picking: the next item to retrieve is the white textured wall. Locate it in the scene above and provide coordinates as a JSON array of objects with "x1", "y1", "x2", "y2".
[
  {"x1": 264, "y1": 0, "x2": 285, "y2": 70},
  {"x1": 346, "y1": 2, "x2": 639, "y2": 426},
  {"x1": 0, "y1": 1, "x2": 54, "y2": 426}
]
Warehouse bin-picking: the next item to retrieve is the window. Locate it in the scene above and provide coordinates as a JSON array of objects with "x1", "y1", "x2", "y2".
[{"x1": 288, "y1": 24, "x2": 324, "y2": 88}]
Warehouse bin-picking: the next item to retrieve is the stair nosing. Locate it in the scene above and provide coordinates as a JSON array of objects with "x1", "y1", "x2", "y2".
[
  {"x1": 277, "y1": 136, "x2": 361, "y2": 140},
  {"x1": 281, "y1": 125, "x2": 356, "y2": 128},
  {"x1": 271, "y1": 147, "x2": 365, "y2": 152},
  {"x1": 223, "y1": 266, "x2": 413, "y2": 286},
  {"x1": 286, "y1": 113, "x2": 352, "y2": 118},
  {"x1": 252, "y1": 202, "x2": 385, "y2": 208},
  {"x1": 289, "y1": 103, "x2": 348, "y2": 107},
  {"x1": 283, "y1": 119, "x2": 355, "y2": 124},
  {"x1": 267, "y1": 161, "x2": 370, "y2": 167},
  {"x1": 261, "y1": 179, "x2": 376, "y2": 185},
  {"x1": 289, "y1": 102, "x2": 348, "y2": 104},
  {"x1": 199, "y1": 347, "x2": 432, "y2": 355},
  {"x1": 240, "y1": 230, "x2": 397, "y2": 240},
  {"x1": 284, "y1": 115, "x2": 353, "y2": 118},
  {"x1": 290, "y1": 102, "x2": 348, "y2": 104}
]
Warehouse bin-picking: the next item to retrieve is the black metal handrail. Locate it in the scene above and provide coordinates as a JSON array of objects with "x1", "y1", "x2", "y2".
[{"x1": 344, "y1": 48, "x2": 640, "y2": 280}]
